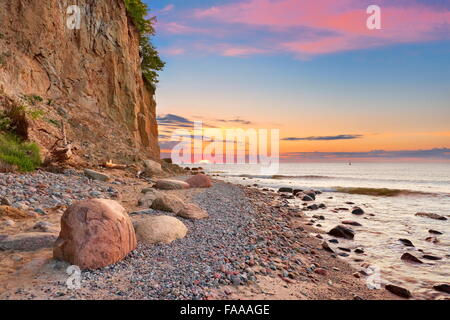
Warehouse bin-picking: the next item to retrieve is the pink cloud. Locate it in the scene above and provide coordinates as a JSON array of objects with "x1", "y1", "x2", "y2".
[
  {"x1": 158, "y1": 22, "x2": 207, "y2": 34},
  {"x1": 191, "y1": 0, "x2": 450, "y2": 56}
]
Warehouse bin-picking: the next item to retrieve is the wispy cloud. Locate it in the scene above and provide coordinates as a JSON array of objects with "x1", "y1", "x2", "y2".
[
  {"x1": 282, "y1": 134, "x2": 363, "y2": 141},
  {"x1": 216, "y1": 118, "x2": 253, "y2": 125}
]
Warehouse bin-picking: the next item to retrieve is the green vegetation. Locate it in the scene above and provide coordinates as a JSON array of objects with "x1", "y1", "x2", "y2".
[
  {"x1": 0, "y1": 133, "x2": 41, "y2": 172},
  {"x1": 45, "y1": 118, "x2": 61, "y2": 128},
  {"x1": 22, "y1": 94, "x2": 44, "y2": 106},
  {"x1": 124, "y1": 0, "x2": 165, "y2": 90}
]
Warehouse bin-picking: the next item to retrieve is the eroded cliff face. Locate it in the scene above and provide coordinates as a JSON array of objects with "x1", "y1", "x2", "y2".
[{"x1": 0, "y1": 0, "x2": 160, "y2": 164}]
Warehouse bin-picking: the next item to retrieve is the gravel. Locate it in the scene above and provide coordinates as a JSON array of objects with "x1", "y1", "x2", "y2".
[
  {"x1": 76, "y1": 182, "x2": 259, "y2": 300},
  {"x1": 0, "y1": 171, "x2": 118, "y2": 212}
]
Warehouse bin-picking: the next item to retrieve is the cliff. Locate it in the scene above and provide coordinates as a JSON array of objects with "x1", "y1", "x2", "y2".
[{"x1": 0, "y1": 0, "x2": 160, "y2": 166}]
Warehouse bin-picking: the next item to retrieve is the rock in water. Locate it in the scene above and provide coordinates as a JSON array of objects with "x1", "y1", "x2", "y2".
[
  {"x1": 301, "y1": 195, "x2": 314, "y2": 202},
  {"x1": 433, "y1": 284, "x2": 450, "y2": 294},
  {"x1": 177, "y1": 203, "x2": 209, "y2": 220},
  {"x1": 186, "y1": 174, "x2": 212, "y2": 188},
  {"x1": 328, "y1": 225, "x2": 355, "y2": 240},
  {"x1": 401, "y1": 253, "x2": 423, "y2": 264},
  {"x1": 342, "y1": 220, "x2": 362, "y2": 227},
  {"x1": 84, "y1": 169, "x2": 110, "y2": 182},
  {"x1": 351, "y1": 207, "x2": 365, "y2": 215},
  {"x1": 143, "y1": 159, "x2": 163, "y2": 176},
  {"x1": 154, "y1": 179, "x2": 190, "y2": 190},
  {"x1": 385, "y1": 284, "x2": 412, "y2": 299},
  {"x1": 151, "y1": 194, "x2": 186, "y2": 213},
  {"x1": 322, "y1": 241, "x2": 334, "y2": 253},
  {"x1": 429, "y1": 229, "x2": 443, "y2": 235},
  {"x1": 399, "y1": 239, "x2": 414, "y2": 247},
  {"x1": 422, "y1": 255, "x2": 442, "y2": 261},
  {"x1": 53, "y1": 199, "x2": 136, "y2": 270},
  {"x1": 415, "y1": 212, "x2": 447, "y2": 221},
  {"x1": 134, "y1": 216, "x2": 188, "y2": 244},
  {"x1": 278, "y1": 187, "x2": 293, "y2": 193}
]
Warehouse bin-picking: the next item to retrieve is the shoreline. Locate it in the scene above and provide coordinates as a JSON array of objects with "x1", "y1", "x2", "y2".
[{"x1": 0, "y1": 171, "x2": 428, "y2": 300}]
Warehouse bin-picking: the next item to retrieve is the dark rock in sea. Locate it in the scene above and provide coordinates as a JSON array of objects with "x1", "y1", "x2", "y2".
[
  {"x1": 315, "y1": 191, "x2": 322, "y2": 195},
  {"x1": 329, "y1": 239, "x2": 339, "y2": 244},
  {"x1": 293, "y1": 189, "x2": 303, "y2": 195},
  {"x1": 433, "y1": 284, "x2": 450, "y2": 294},
  {"x1": 399, "y1": 239, "x2": 414, "y2": 247},
  {"x1": 301, "y1": 195, "x2": 314, "y2": 202},
  {"x1": 354, "y1": 248, "x2": 364, "y2": 254},
  {"x1": 278, "y1": 187, "x2": 293, "y2": 193},
  {"x1": 429, "y1": 229, "x2": 443, "y2": 235},
  {"x1": 318, "y1": 203, "x2": 326, "y2": 209},
  {"x1": 328, "y1": 225, "x2": 355, "y2": 240},
  {"x1": 415, "y1": 212, "x2": 447, "y2": 221},
  {"x1": 342, "y1": 220, "x2": 362, "y2": 227},
  {"x1": 351, "y1": 207, "x2": 365, "y2": 215},
  {"x1": 425, "y1": 236, "x2": 439, "y2": 243},
  {"x1": 305, "y1": 191, "x2": 316, "y2": 200},
  {"x1": 322, "y1": 241, "x2": 334, "y2": 253},
  {"x1": 345, "y1": 202, "x2": 355, "y2": 205},
  {"x1": 385, "y1": 284, "x2": 412, "y2": 299},
  {"x1": 401, "y1": 252, "x2": 423, "y2": 264},
  {"x1": 338, "y1": 252, "x2": 349, "y2": 257},
  {"x1": 338, "y1": 247, "x2": 351, "y2": 252},
  {"x1": 422, "y1": 255, "x2": 442, "y2": 261},
  {"x1": 336, "y1": 208, "x2": 349, "y2": 211}
]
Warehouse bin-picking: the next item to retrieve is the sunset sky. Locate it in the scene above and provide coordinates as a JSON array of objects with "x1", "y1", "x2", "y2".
[{"x1": 145, "y1": 0, "x2": 450, "y2": 162}]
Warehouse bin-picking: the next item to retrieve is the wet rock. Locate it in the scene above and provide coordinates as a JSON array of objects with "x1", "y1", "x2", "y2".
[
  {"x1": 328, "y1": 225, "x2": 355, "y2": 240},
  {"x1": 278, "y1": 187, "x2": 293, "y2": 193},
  {"x1": 433, "y1": 284, "x2": 450, "y2": 294},
  {"x1": 304, "y1": 191, "x2": 316, "y2": 200},
  {"x1": 428, "y1": 229, "x2": 443, "y2": 235},
  {"x1": 53, "y1": 199, "x2": 136, "y2": 270},
  {"x1": 351, "y1": 207, "x2": 365, "y2": 215},
  {"x1": 329, "y1": 239, "x2": 339, "y2": 244},
  {"x1": 385, "y1": 284, "x2": 412, "y2": 299},
  {"x1": 0, "y1": 233, "x2": 57, "y2": 251},
  {"x1": 154, "y1": 179, "x2": 190, "y2": 190},
  {"x1": 186, "y1": 174, "x2": 212, "y2": 188},
  {"x1": 422, "y1": 255, "x2": 442, "y2": 261},
  {"x1": 307, "y1": 204, "x2": 319, "y2": 210},
  {"x1": 425, "y1": 236, "x2": 439, "y2": 243},
  {"x1": 399, "y1": 239, "x2": 414, "y2": 247},
  {"x1": 415, "y1": 212, "x2": 447, "y2": 221},
  {"x1": 84, "y1": 169, "x2": 110, "y2": 182},
  {"x1": 354, "y1": 248, "x2": 364, "y2": 254},
  {"x1": 293, "y1": 189, "x2": 303, "y2": 196},
  {"x1": 301, "y1": 195, "x2": 314, "y2": 202},
  {"x1": 338, "y1": 247, "x2": 351, "y2": 252},
  {"x1": 401, "y1": 252, "x2": 423, "y2": 264},
  {"x1": 134, "y1": 216, "x2": 188, "y2": 244},
  {"x1": 322, "y1": 241, "x2": 334, "y2": 253},
  {"x1": 342, "y1": 220, "x2": 362, "y2": 227}
]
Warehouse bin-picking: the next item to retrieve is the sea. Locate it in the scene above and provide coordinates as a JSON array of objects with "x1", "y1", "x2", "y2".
[{"x1": 192, "y1": 162, "x2": 450, "y2": 299}]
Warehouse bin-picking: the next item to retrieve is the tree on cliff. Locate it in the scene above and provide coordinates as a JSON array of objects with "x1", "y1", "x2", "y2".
[{"x1": 124, "y1": 0, "x2": 165, "y2": 91}]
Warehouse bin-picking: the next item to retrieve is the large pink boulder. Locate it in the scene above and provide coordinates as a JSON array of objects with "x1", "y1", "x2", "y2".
[
  {"x1": 186, "y1": 174, "x2": 212, "y2": 188},
  {"x1": 53, "y1": 199, "x2": 136, "y2": 270}
]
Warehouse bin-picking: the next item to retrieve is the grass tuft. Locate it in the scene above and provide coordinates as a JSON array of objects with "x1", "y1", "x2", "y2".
[{"x1": 0, "y1": 133, "x2": 41, "y2": 172}]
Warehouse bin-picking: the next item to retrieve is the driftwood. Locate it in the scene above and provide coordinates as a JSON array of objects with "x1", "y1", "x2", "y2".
[
  {"x1": 103, "y1": 160, "x2": 127, "y2": 169},
  {"x1": 49, "y1": 121, "x2": 74, "y2": 163}
]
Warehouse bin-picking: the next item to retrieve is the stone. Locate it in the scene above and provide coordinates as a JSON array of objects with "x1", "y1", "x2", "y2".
[
  {"x1": 342, "y1": 220, "x2": 362, "y2": 227},
  {"x1": 301, "y1": 195, "x2": 314, "y2": 202},
  {"x1": 53, "y1": 199, "x2": 136, "y2": 270},
  {"x1": 0, "y1": 233, "x2": 57, "y2": 251},
  {"x1": 433, "y1": 284, "x2": 450, "y2": 294},
  {"x1": 151, "y1": 194, "x2": 186, "y2": 213},
  {"x1": 401, "y1": 253, "x2": 423, "y2": 264},
  {"x1": 354, "y1": 248, "x2": 364, "y2": 254},
  {"x1": 385, "y1": 284, "x2": 412, "y2": 299},
  {"x1": 278, "y1": 187, "x2": 293, "y2": 193},
  {"x1": 428, "y1": 229, "x2": 443, "y2": 235},
  {"x1": 328, "y1": 225, "x2": 355, "y2": 240},
  {"x1": 314, "y1": 268, "x2": 327, "y2": 276},
  {"x1": 351, "y1": 207, "x2": 365, "y2": 215},
  {"x1": 177, "y1": 203, "x2": 209, "y2": 220},
  {"x1": 84, "y1": 169, "x2": 110, "y2": 182},
  {"x1": 134, "y1": 216, "x2": 188, "y2": 244},
  {"x1": 33, "y1": 221, "x2": 55, "y2": 233},
  {"x1": 154, "y1": 179, "x2": 190, "y2": 190},
  {"x1": 143, "y1": 159, "x2": 163, "y2": 176},
  {"x1": 399, "y1": 239, "x2": 414, "y2": 247},
  {"x1": 186, "y1": 174, "x2": 212, "y2": 188},
  {"x1": 415, "y1": 212, "x2": 447, "y2": 221},
  {"x1": 138, "y1": 189, "x2": 162, "y2": 208},
  {"x1": 322, "y1": 241, "x2": 334, "y2": 253},
  {"x1": 0, "y1": 206, "x2": 31, "y2": 219},
  {"x1": 422, "y1": 255, "x2": 442, "y2": 261}
]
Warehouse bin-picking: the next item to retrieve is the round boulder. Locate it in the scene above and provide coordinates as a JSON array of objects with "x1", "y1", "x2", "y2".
[
  {"x1": 177, "y1": 203, "x2": 209, "y2": 220},
  {"x1": 154, "y1": 179, "x2": 190, "y2": 190},
  {"x1": 186, "y1": 174, "x2": 212, "y2": 188},
  {"x1": 134, "y1": 216, "x2": 188, "y2": 244},
  {"x1": 151, "y1": 194, "x2": 186, "y2": 213},
  {"x1": 53, "y1": 199, "x2": 137, "y2": 270}
]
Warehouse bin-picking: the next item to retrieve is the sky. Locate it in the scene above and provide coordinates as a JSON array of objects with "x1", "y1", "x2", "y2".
[{"x1": 144, "y1": 0, "x2": 450, "y2": 162}]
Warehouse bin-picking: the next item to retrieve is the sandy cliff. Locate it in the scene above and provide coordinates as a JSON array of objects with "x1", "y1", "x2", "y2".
[{"x1": 0, "y1": 0, "x2": 160, "y2": 164}]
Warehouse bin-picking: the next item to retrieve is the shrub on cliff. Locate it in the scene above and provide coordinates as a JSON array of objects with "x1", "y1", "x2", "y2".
[
  {"x1": 124, "y1": 0, "x2": 165, "y2": 90},
  {"x1": 0, "y1": 133, "x2": 41, "y2": 172}
]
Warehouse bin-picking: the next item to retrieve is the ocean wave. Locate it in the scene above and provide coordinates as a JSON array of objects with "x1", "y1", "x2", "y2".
[{"x1": 333, "y1": 187, "x2": 437, "y2": 197}]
